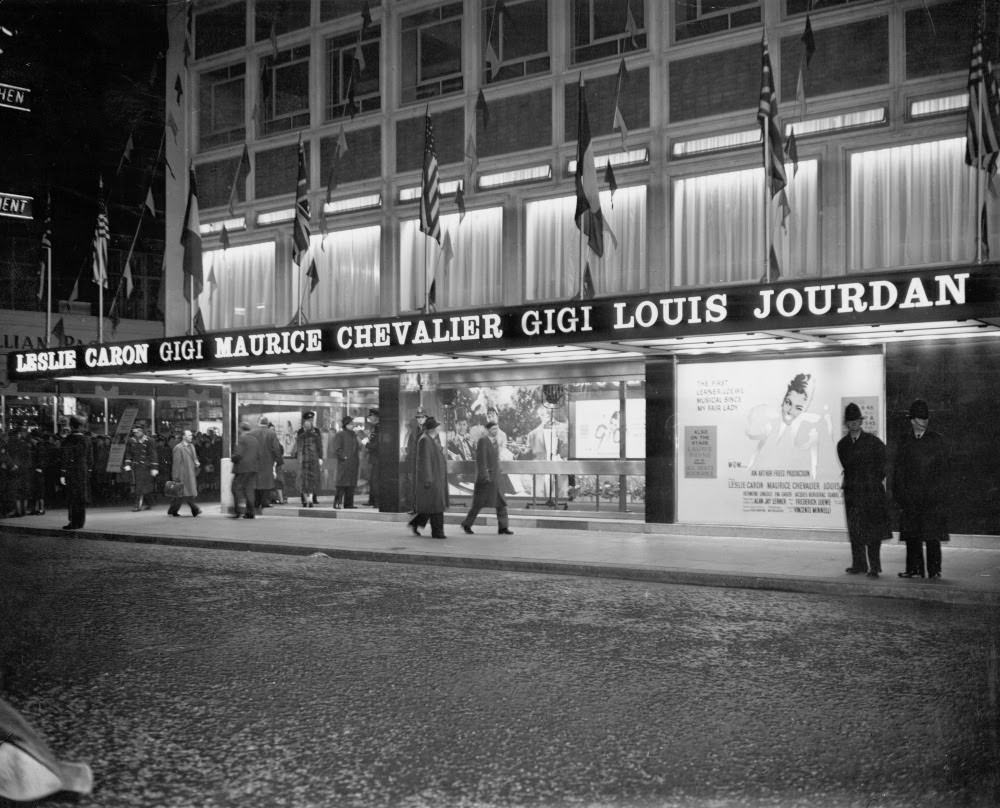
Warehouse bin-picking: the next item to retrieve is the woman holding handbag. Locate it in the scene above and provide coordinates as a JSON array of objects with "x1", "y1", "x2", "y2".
[{"x1": 166, "y1": 429, "x2": 201, "y2": 517}]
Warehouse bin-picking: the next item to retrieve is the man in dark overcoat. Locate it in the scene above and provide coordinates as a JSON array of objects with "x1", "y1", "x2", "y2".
[
  {"x1": 250, "y1": 417, "x2": 284, "y2": 514},
  {"x1": 231, "y1": 421, "x2": 261, "y2": 519},
  {"x1": 331, "y1": 415, "x2": 360, "y2": 508},
  {"x1": 59, "y1": 416, "x2": 93, "y2": 531},
  {"x1": 892, "y1": 399, "x2": 950, "y2": 579},
  {"x1": 837, "y1": 402, "x2": 890, "y2": 578},
  {"x1": 461, "y1": 421, "x2": 513, "y2": 536},
  {"x1": 408, "y1": 416, "x2": 449, "y2": 539}
]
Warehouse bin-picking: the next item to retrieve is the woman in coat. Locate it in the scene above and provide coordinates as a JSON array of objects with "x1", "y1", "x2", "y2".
[
  {"x1": 167, "y1": 429, "x2": 201, "y2": 517},
  {"x1": 408, "y1": 416, "x2": 449, "y2": 539},
  {"x1": 122, "y1": 425, "x2": 159, "y2": 511},
  {"x1": 293, "y1": 411, "x2": 324, "y2": 507},
  {"x1": 331, "y1": 415, "x2": 360, "y2": 509}
]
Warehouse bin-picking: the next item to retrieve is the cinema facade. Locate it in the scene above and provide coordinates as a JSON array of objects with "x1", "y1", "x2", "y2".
[{"x1": 7, "y1": 263, "x2": 1000, "y2": 536}]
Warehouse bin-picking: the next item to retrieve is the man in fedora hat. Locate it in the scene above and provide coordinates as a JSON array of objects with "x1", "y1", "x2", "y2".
[
  {"x1": 837, "y1": 402, "x2": 890, "y2": 578},
  {"x1": 332, "y1": 415, "x2": 360, "y2": 508},
  {"x1": 408, "y1": 415, "x2": 449, "y2": 538},
  {"x1": 461, "y1": 421, "x2": 514, "y2": 536},
  {"x1": 892, "y1": 399, "x2": 950, "y2": 579}
]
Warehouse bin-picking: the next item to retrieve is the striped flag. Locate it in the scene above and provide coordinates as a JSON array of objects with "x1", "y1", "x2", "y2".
[
  {"x1": 419, "y1": 110, "x2": 441, "y2": 244},
  {"x1": 92, "y1": 178, "x2": 108, "y2": 288},
  {"x1": 293, "y1": 138, "x2": 310, "y2": 266},
  {"x1": 758, "y1": 36, "x2": 787, "y2": 198},
  {"x1": 965, "y1": 17, "x2": 1000, "y2": 173},
  {"x1": 574, "y1": 76, "x2": 604, "y2": 258},
  {"x1": 181, "y1": 167, "x2": 203, "y2": 302}
]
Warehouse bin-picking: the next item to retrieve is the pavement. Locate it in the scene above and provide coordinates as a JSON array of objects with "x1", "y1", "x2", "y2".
[{"x1": 2, "y1": 503, "x2": 1000, "y2": 606}]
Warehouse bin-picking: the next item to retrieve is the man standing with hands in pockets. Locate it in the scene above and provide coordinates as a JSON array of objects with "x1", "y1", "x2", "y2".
[{"x1": 461, "y1": 421, "x2": 514, "y2": 536}]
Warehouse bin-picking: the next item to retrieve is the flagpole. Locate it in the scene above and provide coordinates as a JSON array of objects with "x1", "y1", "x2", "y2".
[
  {"x1": 45, "y1": 243, "x2": 52, "y2": 348},
  {"x1": 763, "y1": 114, "x2": 771, "y2": 283},
  {"x1": 423, "y1": 236, "x2": 429, "y2": 312},
  {"x1": 976, "y1": 51, "x2": 985, "y2": 265}
]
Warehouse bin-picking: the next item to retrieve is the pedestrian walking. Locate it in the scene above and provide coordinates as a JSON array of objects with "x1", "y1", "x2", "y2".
[
  {"x1": 59, "y1": 416, "x2": 92, "y2": 531},
  {"x1": 408, "y1": 415, "x2": 449, "y2": 539},
  {"x1": 293, "y1": 411, "x2": 323, "y2": 507},
  {"x1": 837, "y1": 402, "x2": 890, "y2": 578},
  {"x1": 892, "y1": 399, "x2": 950, "y2": 579},
  {"x1": 122, "y1": 425, "x2": 158, "y2": 511},
  {"x1": 250, "y1": 417, "x2": 284, "y2": 514},
  {"x1": 461, "y1": 421, "x2": 514, "y2": 536},
  {"x1": 167, "y1": 429, "x2": 202, "y2": 517},
  {"x1": 231, "y1": 422, "x2": 261, "y2": 519},
  {"x1": 332, "y1": 415, "x2": 360, "y2": 508},
  {"x1": 365, "y1": 408, "x2": 380, "y2": 507}
]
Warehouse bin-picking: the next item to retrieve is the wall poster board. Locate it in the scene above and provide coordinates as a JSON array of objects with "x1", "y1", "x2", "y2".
[{"x1": 676, "y1": 352, "x2": 885, "y2": 529}]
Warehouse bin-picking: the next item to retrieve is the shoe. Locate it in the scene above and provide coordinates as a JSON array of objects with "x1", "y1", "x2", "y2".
[
  {"x1": 61, "y1": 524, "x2": 76, "y2": 530},
  {"x1": 430, "y1": 534, "x2": 447, "y2": 539},
  {"x1": 167, "y1": 511, "x2": 179, "y2": 517},
  {"x1": 230, "y1": 514, "x2": 243, "y2": 519},
  {"x1": 866, "y1": 571, "x2": 879, "y2": 578},
  {"x1": 307, "y1": 502, "x2": 314, "y2": 508},
  {"x1": 498, "y1": 528, "x2": 514, "y2": 535},
  {"x1": 929, "y1": 572, "x2": 942, "y2": 579},
  {"x1": 409, "y1": 523, "x2": 421, "y2": 537},
  {"x1": 142, "y1": 504, "x2": 151, "y2": 511},
  {"x1": 462, "y1": 525, "x2": 474, "y2": 534},
  {"x1": 191, "y1": 508, "x2": 201, "y2": 517},
  {"x1": 132, "y1": 506, "x2": 141, "y2": 512},
  {"x1": 243, "y1": 513, "x2": 255, "y2": 519},
  {"x1": 897, "y1": 572, "x2": 924, "y2": 579},
  {"x1": 845, "y1": 567, "x2": 865, "y2": 574},
  {"x1": 344, "y1": 505, "x2": 357, "y2": 509}
]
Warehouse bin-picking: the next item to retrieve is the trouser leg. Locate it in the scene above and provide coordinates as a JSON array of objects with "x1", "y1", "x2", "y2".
[
  {"x1": 904, "y1": 540, "x2": 925, "y2": 576},
  {"x1": 430, "y1": 512, "x2": 445, "y2": 537},
  {"x1": 865, "y1": 540, "x2": 881, "y2": 574},
  {"x1": 462, "y1": 502, "x2": 482, "y2": 528},
  {"x1": 926, "y1": 540, "x2": 942, "y2": 576},
  {"x1": 495, "y1": 491, "x2": 509, "y2": 530},
  {"x1": 850, "y1": 541, "x2": 868, "y2": 572},
  {"x1": 344, "y1": 487, "x2": 354, "y2": 508}
]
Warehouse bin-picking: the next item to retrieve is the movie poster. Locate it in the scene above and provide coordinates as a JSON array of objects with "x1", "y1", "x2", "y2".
[{"x1": 676, "y1": 353, "x2": 884, "y2": 529}]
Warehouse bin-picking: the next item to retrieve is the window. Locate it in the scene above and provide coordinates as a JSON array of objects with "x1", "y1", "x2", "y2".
[
  {"x1": 674, "y1": 0, "x2": 760, "y2": 43},
  {"x1": 259, "y1": 45, "x2": 310, "y2": 137},
  {"x1": 195, "y1": 2, "x2": 246, "y2": 60},
  {"x1": 572, "y1": 0, "x2": 645, "y2": 64},
  {"x1": 526, "y1": 186, "x2": 647, "y2": 300},
  {"x1": 199, "y1": 63, "x2": 246, "y2": 151},
  {"x1": 254, "y1": 0, "x2": 310, "y2": 41},
  {"x1": 326, "y1": 26, "x2": 381, "y2": 120},
  {"x1": 400, "y1": 3, "x2": 464, "y2": 104},
  {"x1": 294, "y1": 227, "x2": 381, "y2": 321},
  {"x1": 400, "y1": 208, "x2": 503, "y2": 311},
  {"x1": 482, "y1": 0, "x2": 549, "y2": 84},
  {"x1": 849, "y1": 138, "x2": 999, "y2": 270},
  {"x1": 671, "y1": 161, "x2": 818, "y2": 286},
  {"x1": 198, "y1": 242, "x2": 277, "y2": 330}
]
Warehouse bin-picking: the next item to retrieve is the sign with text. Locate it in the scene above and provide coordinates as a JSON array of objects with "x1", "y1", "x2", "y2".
[
  {"x1": 0, "y1": 82, "x2": 30, "y2": 112},
  {"x1": 0, "y1": 192, "x2": 32, "y2": 220},
  {"x1": 676, "y1": 353, "x2": 885, "y2": 530}
]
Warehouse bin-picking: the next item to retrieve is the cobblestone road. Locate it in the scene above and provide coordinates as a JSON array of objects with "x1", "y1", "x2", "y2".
[{"x1": 1, "y1": 534, "x2": 998, "y2": 808}]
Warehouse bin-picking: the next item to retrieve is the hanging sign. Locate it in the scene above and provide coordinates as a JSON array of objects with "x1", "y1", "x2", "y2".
[
  {"x1": 0, "y1": 192, "x2": 32, "y2": 220},
  {"x1": 0, "y1": 82, "x2": 30, "y2": 112}
]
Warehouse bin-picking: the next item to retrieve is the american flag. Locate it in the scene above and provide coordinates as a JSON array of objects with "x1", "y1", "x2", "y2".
[
  {"x1": 92, "y1": 179, "x2": 108, "y2": 288},
  {"x1": 758, "y1": 36, "x2": 787, "y2": 198},
  {"x1": 419, "y1": 110, "x2": 441, "y2": 244},
  {"x1": 965, "y1": 17, "x2": 1000, "y2": 172},
  {"x1": 293, "y1": 139, "x2": 310, "y2": 266}
]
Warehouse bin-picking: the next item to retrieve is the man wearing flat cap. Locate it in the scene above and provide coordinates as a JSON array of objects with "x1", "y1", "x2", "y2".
[
  {"x1": 837, "y1": 402, "x2": 890, "y2": 578},
  {"x1": 293, "y1": 411, "x2": 323, "y2": 507},
  {"x1": 892, "y1": 399, "x2": 950, "y2": 579},
  {"x1": 332, "y1": 415, "x2": 360, "y2": 508}
]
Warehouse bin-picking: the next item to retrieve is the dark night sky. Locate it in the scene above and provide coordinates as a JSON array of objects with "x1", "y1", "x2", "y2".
[{"x1": 0, "y1": 0, "x2": 167, "y2": 301}]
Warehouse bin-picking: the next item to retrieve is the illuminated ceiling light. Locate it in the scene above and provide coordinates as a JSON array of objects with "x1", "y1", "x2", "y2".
[
  {"x1": 478, "y1": 163, "x2": 551, "y2": 190},
  {"x1": 784, "y1": 107, "x2": 886, "y2": 138},
  {"x1": 568, "y1": 147, "x2": 649, "y2": 173},
  {"x1": 256, "y1": 208, "x2": 295, "y2": 226},
  {"x1": 399, "y1": 179, "x2": 462, "y2": 202},
  {"x1": 322, "y1": 193, "x2": 382, "y2": 215},
  {"x1": 199, "y1": 216, "x2": 246, "y2": 235},
  {"x1": 910, "y1": 93, "x2": 968, "y2": 119},
  {"x1": 671, "y1": 129, "x2": 760, "y2": 157}
]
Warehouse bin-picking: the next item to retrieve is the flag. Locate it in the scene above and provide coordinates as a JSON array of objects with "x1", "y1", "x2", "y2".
[
  {"x1": 51, "y1": 317, "x2": 65, "y2": 345},
  {"x1": 326, "y1": 127, "x2": 348, "y2": 203},
  {"x1": 293, "y1": 139, "x2": 310, "y2": 266},
  {"x1": 777, "y1": 189, "x2": 791, "y2": 232},
  {"x1": 604, "y1": 160, "x2": 617, "y2": 205},
  {"x1": 426, "y1": 278, "x2": 437, "y2": 312},
  {"x1": 123, "y1": 259, "x2": 134, "y2": 298},
  {"x1": 613, "y1": 58, "x2": 629, "y2": 150},
  {"x1": 220, "y1": 224, "x2": 230, "y2": 250},
  {"x1": 110, "y1": 303, "x2": 120, "y2": 332},
  {"x1": 207, "y1": 260, "x2": 218, "y2": 298},
  {"x1": 361, "y1": 1, "x2": 372, "y2": 37},
  {"x1": 181, "y1": 167, "x2": 203, "y2": 303},
  {"x1": 420, "y1": 110, "x2": 442, "y2": 243},
  {"x1": 624, "y1": 1, "x2": 638, "y2": 48},
  {"x1": 269, "y1": 18, "x2": 278, "y2": 58},
  {"x1": 37, "y1": 192, "x2": 51, "y2": 303},
  {"x1": 574, "y1": 76, "x2": 604, "y2": 257},
  {"x1": 758, "y1": 36, "x2": 787, "y2": 198},
  {"x1": 193, "y1": 308, "x2": 206, "y2": 335},
  {"x1": 965, "y1": 17, "x2": 1000, "y2": 172},
  {"x1": 576, "y1": 263, "x2": 595, "y2": 300},
  {"x1": 455, "y1": 185, "x2": 466, "y2": 222},
  {"x1": 145, "y1": 186, "x2": 156, "y2": 217},
  {"x1": 981, "y1": 202, "x2": 990, "y2": 259},
  {"x1": 465, "y1": 132, "x2": 479, "y2": 177},
  {"x1": 166, "y1": 110, "x2": 179, "y2": 140},
  {"x1": 228, "y1": 143, "x2": 251, "y2": 214},
  {"x1": 796, "y1": 16, "x2": 816, "y2": 113},
  {"x1": 354, "y1": 43, "x2": 366, "y2": 73},
  {"x1": 183, "y1": 37, "x2": 191, "y2": 68},
  {"x1": 306, "y1": 257, "x2": 319, "y2": 292},
  {"x1": 174, "y1": 74, "x2": 183, "y2": 104},
  {"x1": 785, "y1": 127, "x2": 799, "y2": 176},
  {"x1": 477, "y1": 89, "x2": 489, "y2": 129},
  {"x1": 117, "y1": 134, "x2": 134, "y2": 174},
  {"x1": 68, "y1": 278, "x2": 79, "y2": 303},
  {"x1": 441, "y1": 229, "x2": 454, "y2": 266},
  {"x1": 485, "y1": 42, "x2": 500, "y2": 80},
  {"x1": 92, "y1": 178, "x2": 108, "y2": 289}
]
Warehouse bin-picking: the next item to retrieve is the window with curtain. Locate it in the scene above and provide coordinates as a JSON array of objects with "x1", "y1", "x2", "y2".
[
  {"x1": 400, "y1": 207, "x2": 503, "y2": 312},
  {"x1": 198, "y1": 241, "x2": 276, "y2": 330},
  {"x1": 291, "y1": 225, "x2": 381, "y2": 322},
  {"x1": 526, "y1": 185, "x2": 647, "y2": 301},
  {"x1": 849, "y1": 137, "x2": 998, "y2": 271},
  {"x1": 672, "y1": 160, "x2": 818, "y2": 288}
]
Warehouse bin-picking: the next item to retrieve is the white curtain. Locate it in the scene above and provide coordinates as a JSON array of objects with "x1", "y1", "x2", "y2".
[
  {"x1": 198, "y1": 241, "x2": 276, "y2": 330},
  {"x1": 672, "y1": 161, "x2": 818, "y2": 287},
  {"x1": 292, "y1": 225, "x2": 381, "y2": 321},
  {"x1": 400, "y1": 207, "x2": 503, "y2": 312},
  {"x1": 850, "y1": 137, "x2": 998, "y2": 270},
  {"x1": 525, "y1": 185, "x2": 647, "y2": 300}
]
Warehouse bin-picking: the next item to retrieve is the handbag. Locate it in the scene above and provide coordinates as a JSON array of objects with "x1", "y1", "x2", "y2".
[{"x1": 164, "y1": 479, "x2": 184, "y2": 498}]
